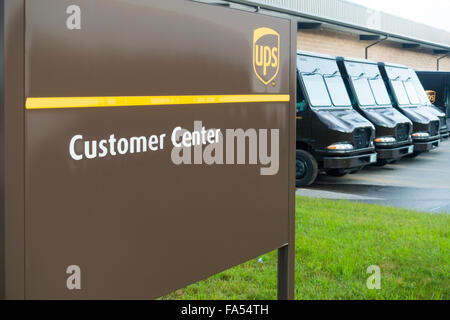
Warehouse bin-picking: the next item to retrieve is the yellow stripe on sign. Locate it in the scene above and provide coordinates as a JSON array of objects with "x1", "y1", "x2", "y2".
[{"x1": 25, "y1": 94, "x2": 290, "y2": 109}]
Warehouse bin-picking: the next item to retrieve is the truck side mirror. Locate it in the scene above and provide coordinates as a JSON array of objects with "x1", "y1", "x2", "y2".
[{"x1": 296, "y1": 101, "x2": 306, "y2": 113}]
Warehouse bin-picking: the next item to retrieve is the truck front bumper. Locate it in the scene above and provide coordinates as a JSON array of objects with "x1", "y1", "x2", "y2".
[
  {"x1": 440, "y1": 130, "x2": 449, "y2": 140},
  {"x1": 376, "y1": 144, "x2": 414, "y2": 160},
  {"x1": 323, "y1": 152, "x2": 377, "y2": 169},
  {"x1": 413, "y1": 138, "x2": 440, "y2": 152}
]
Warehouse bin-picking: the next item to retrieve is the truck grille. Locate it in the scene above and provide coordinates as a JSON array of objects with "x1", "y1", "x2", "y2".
[
  {"x1": 396, "y1": 123, "x2": 410, "y2": 142},
  {"x1": 439, "y1": 117, "x2": 447, "y2": 130},
  {"x1": 354, "y1": 128, "x2": 371, "y2": 149},
  {"x1": 429, "y1": 121, "x2": 439, "y2": 136}
]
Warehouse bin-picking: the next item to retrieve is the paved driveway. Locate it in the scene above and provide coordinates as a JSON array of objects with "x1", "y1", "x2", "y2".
[{"x1": 297, "y1": 139, "x2": 450, "y2": 214}]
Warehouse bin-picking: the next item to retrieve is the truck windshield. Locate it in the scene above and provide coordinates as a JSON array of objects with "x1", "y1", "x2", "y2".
[
  {"x1": 391, "y1": 80, "x2": 410, "y2": 105},
  {"x1": 324, "y1": 76, "x2": 352, "y2": 107},
  {"x1": 404, "y1": 81, "x2": 420, "y2": 105},
  {"x1": 369, "y1": 79, "x2": 391, "y2": 105},
  {"x1": 301, "y1": 73, "x2": 332, "y2": 107},
  {"x1": 414, "y1": 82, "x2": 431, "y2": 105},
  {"x1": 352, "y1": 77, "x2": 376, "y2": 106}
]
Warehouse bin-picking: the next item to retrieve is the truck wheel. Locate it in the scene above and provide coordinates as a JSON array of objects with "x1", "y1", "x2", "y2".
[
  {"x1": 326, "y1": 169, "x2": 347, "y2": 177},
  {"x1": 296, "y1": 150, "x2": 318, "y2": 188}
]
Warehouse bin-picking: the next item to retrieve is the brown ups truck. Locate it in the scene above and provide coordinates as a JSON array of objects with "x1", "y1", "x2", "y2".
[
  {"x1": 295, "y1": 51, "x2": 377, "y2": 187},
  {"x1": 379, "y1": 62, "x2": 441, "y2": 156},
  {"x1": 408, "y1": 69, "x2": 449, "y2": 139},
  {"x1": 417, "y1": 71, "x2": 450, "y2": 132},
  {"x1": 337, "y1": 57, "x2": 414, "y2": 166}
]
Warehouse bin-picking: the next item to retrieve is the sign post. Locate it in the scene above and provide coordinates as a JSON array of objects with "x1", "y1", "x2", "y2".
[{"x1": 1, "y1": 0, "x2": 296, "y2": 300}]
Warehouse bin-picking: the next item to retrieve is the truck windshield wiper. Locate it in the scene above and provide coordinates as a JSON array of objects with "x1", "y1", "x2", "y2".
[
  {"x1": 354, "y1": 72, "x2": 366, "y2": 80},
  {"x1": 324, "y1": 71, "x2": 339, "y2": 78},
  {"x1": 303, "y1": 68, "x2": 320, "y2": 76},
  {"x1": 370, "y1": 74, "x2": 381, "y2": 80}
]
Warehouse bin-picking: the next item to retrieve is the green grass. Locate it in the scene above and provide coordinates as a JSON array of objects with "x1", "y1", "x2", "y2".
[{"x1": 162, "y1": 197, "x2": 450, "y2": 300}]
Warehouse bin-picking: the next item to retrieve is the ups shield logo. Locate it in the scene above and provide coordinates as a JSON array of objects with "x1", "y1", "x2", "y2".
[
  {"x1": 426, "y1": 90, "x2": 436, "y2": 104},
  {"x1": 253, "y1": 27, "x2": 280, "y2": 86}
]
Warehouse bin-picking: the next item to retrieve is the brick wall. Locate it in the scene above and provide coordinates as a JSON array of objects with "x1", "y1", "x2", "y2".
[{"x1": 297, "y1": 28, "x2": 450, "y2": 71}]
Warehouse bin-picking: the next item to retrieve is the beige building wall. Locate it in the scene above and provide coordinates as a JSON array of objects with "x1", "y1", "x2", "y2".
[{"x1": 297, "y1": 28, "x2": 450, "y2": 71}]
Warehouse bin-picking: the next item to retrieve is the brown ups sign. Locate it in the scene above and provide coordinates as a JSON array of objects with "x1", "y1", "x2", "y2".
[{"x1": 1, "y1": 0, "x2": 296, "y2": 299}]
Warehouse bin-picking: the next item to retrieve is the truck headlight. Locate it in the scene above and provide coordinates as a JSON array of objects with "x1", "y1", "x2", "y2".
[
  {"x1": 412, "y1": 132, "x2": 430, "y2": 138},
  {"x1": 327, "y1": 143, "x2": 354, "y2": 151},
  {"x1": 374, "y1": 136, "x2": 396, "y2": 144}
]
